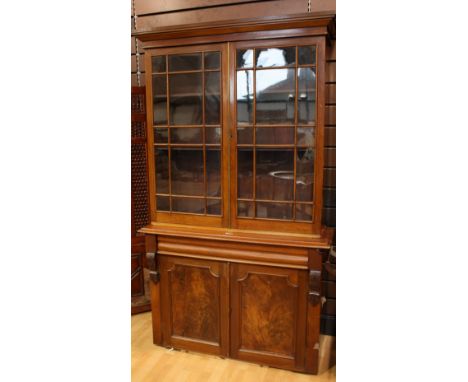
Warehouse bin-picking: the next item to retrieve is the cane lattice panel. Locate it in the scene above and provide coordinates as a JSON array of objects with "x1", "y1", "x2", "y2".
[
  {"x1": 131, "y1": 93, "x2": 146, "y2": 114},
  {"x1": 132, "y1": 142, "x2": 150, "y2": 231},
  {"x1": 132, "y1": 121, "x2": 146, "y2": 139},
  {"x1": 132, "y1": 87, "x2": 150, "y2": 234}
]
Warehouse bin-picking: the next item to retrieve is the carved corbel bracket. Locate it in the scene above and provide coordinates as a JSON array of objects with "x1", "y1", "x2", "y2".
[
  {"x1": 146, "y1": 252, "x2": 160, "y2": 284},
  {"x1": 308, "y1": 269, "x2": 321, "y2": 305}
]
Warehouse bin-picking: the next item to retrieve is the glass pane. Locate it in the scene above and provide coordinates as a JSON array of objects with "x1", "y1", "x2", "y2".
[
  {"x1": 297, "y1": 127, "x2": 315, "y2": 146},
  {"x1": 172, "y1": 197, "x2": 205, "y2": 214},
  {"x1": 205, "y1": 72, "x2": 220, "y2": 125},
  {"x1": 205, "y1": 52, "x2": 220, "y2": 70},
  {"x1": 237, "y1": 200, "x2": 254, "y2": 217},
  {"x1": 207, "y1": 199, "x2": 221, "y2": 215},
  {"x1": 169, "y1": 73, "x2": 202, "y2": 125},
  {"x1": 171, "y1": 148, "x2": 204, "y2": 196},
  {"x1": 155, "y1": 148, "x2": 169, "y2": 194},
  {"x1": 168, "y1": 53, "x2": 202, "y2": 72},
  {"x1": 206, "y1": 127, "x2": 221, "y2": 144},
  {"x1": 237, "y1": 148, "x2": 253, "y2": 199},
  {"x1": 256, "y1": 202, "x2": 293, "y2": 220},
  {"x1": 255, "y1": 47, "x2": 296, "y2": 68},
  {"x1": 298, "y1": 68, "x2": 316, "y2": 125},
  {"x1": 256, "y1": 69, "x2": 295, "y2": 125},
  {"x1": 237, "y1": 127, "x2": 253, "y2": 144},
  {"x1": 237, "y1": 49, "x2": 254, "y2": 68},
  {"x1": 296, "y1": 204, "x2": 313, "y2": 221},
  {"x1": 256, "y1": 127, "x2": 294, "y2": 145},
  {"x1": 154, "y1": 128, "x2": 168, "y2": 143},
  {"x1": 156, "y1": 195, "x2": 170, "y2": 211},
  {"x1": 256, "y1": 149, "x2": 294, "y2": 201},
  {"x1": 206, "y1": 149, "x2": 221, "y2": 197},
  {"x1": 153, "y1": 74, "x2": 167, "y2": 125},
  {"x1": 170, "y1": 128, "x2": 202, "y2": 144},
  {"x1": 296, "y1": 148, "x2": 314, "y2": 202},
  {"x1": 152, "y1": 55, "x2": 166, "y2": 73},
  {"x1": 298, "y1": 46, "x2": 316, "y2": 65},
  {"x1": 237, "y1": 70, "x2": 254, "y2": 125}
]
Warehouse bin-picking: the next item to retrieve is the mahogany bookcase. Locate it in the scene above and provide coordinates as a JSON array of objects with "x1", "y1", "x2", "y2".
[{"x1": 135, "y1": 12, "x2": 335, "y2": 374}]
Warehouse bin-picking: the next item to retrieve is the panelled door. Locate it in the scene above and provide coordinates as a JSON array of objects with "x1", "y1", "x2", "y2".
[
  {"x1": 159, "y1": 255, "x2": 230, "y2": 356},
  {"x1": 230, "y1": 263, "x2": 308, "y2": 372}
]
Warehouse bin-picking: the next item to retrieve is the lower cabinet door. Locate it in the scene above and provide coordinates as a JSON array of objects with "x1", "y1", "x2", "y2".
[
  {"x1": 230, "y1": 263, "x2": 308, "y2": 372},
  {"x1": 159, "y1": 255, "x2": 229, "y2": 356}
]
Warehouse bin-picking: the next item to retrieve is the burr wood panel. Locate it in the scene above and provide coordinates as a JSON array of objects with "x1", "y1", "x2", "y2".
[
  {"x1": 159, "y1": 255, "x2": 229, "y2": 356},
  {"x1": 230, "y1": 263, "x2": 308, "y2": 371}
]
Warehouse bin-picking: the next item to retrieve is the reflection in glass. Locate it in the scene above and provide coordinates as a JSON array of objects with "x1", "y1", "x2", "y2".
[
  {"x1": 298, "y1": 68, "x2": 316, "y2": 125},
  {"x1": 172, "y1": 197, "x2": 205, "y2": 214},
  {"x1": 297, "y1": 127, "x2": 315, "y2": 146},
  {"x1": 237, "y1": 200, "x2": 254, "y2": 217},
  {"x1": 256, "y1": 127, "x2": 294, "y2": 145},
  {"x1": 296, "y1": 204, "x2": 313, "y2": 221},
  {"x1": 170, "y1": 128, "x2": 202, "y2": 144},
  {"x1": 256, "y1": 69, "x2": 295, "y2": 125},
  {"x1": 206, "y1": 149, "x2": 221, "y2": 197},
  {"x1": 256, "y1": 149, "x2": 294, "y2": 201},
  {"x1": 168, "y1": 53, "x2": 202, "y2": 72},
  {"x1": 298, "y1": 46, "x2": 316, "y2": 65},
  {"x1": 255, "y1": 47, "x2": 296, "y2": 68},
  {"x1": 296, "y1": 148, "x2": 314, "y2": 202},
  {"x1": 205, "y1": 72, "x2": 220, "y2": 124},
  {"x1": 169, "y1": 73, "x2": 202, "y2": 125},
  {"x1": 205, "y1": 52, "x2": 220, "y2": 70},
  {"x1": 237, "y1": 127, "x2": 253, "y2": 144},
  {"x1": 256, "y1": 202, "x2": 293, "y2": 220},
  {"x1": 153, "y1": 74, "x2": 167, "y2": 125},
  {"x1": 154, "y1": 128, "x2": 168, "y2": 143},
  {"x1": 207, "y1": 199, "x2": 221, "y2": 215},
  {"x1": 237, "y1": 149, "x2": 253, "y2": 199},
  {"x1": 155, "y1": 149, "x2": 169, "y2": 194},
  {"x1": 237, "y1": 70, "x2": 253, "y2": 124},
  {"x1": 156, "y1": 196, "x2": 170, "y2": 211},
  {"x1": 171, "y1": 148, "x2": 204, "y2": 195},
  {"x1": 237, "y1": 49, "x2": 254, "y2": 68},
  {"x1": 206, "y1": 127, "x2": 221, "y2": 144},
  {"x1": 152, "y1": 55, "x2": 166, "y2": 73}
]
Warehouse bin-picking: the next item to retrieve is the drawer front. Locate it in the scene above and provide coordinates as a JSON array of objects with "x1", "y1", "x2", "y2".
[
  {"x1": 159, "y1": 255, "x2": 229, "y2": 356},
  {"x1": 230, "y1": 263, "x2": 308, "y2": 372}
]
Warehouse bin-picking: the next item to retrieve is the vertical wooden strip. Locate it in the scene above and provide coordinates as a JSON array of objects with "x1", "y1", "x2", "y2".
[
  {"x1": 166, "y1": 56, "x2": 172, "y2": 212},
  {"x1": 252, "y1": 50, "x2": 257, "y2": 218},
  {"x1": 229, "y1": 43, "x2": 238, "y2": 228},
  {"x1": 222, "y1": 44, "x2": 232, "y2": 228},
  {"x1": 145, "y1": 53, "x2": 157, "y2": 222},
  {"x1": 220, "y1": 261, "x2": 230, "y2": 356},
  {"x1": 312, "y1": 38, "x2": 326, "y2": 233},
  {"x1": 295, "y1": 269, "x2": 308, "y2": 369},
  {"x1": 202, "y1": 52, "x2": 208, "y2": 214},
  {"x1": 305, "y1": 248, "x2": 322, "y2": 373},
  {"x1": 150, "y1": 273, "x2": 162, "y2": 344},
  {"x1": 293, "y1": 46, "x2": 298, "y2": 220}
]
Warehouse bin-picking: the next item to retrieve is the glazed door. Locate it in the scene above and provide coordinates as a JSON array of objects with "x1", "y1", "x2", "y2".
[
  {"x1": 230, "y1": 263, "x2": 308, "y2": 372},
  {"x1": 146, "y1": 44, "x2": 230, "y2": 228},
  {"x1": 159, "y1": 255, "x2": 229, "y2": 356}
]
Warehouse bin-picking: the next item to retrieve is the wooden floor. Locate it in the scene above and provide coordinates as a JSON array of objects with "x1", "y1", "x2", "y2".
[{"x1": 132, "y1": 312, "x2": 336, "y2": 382}]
